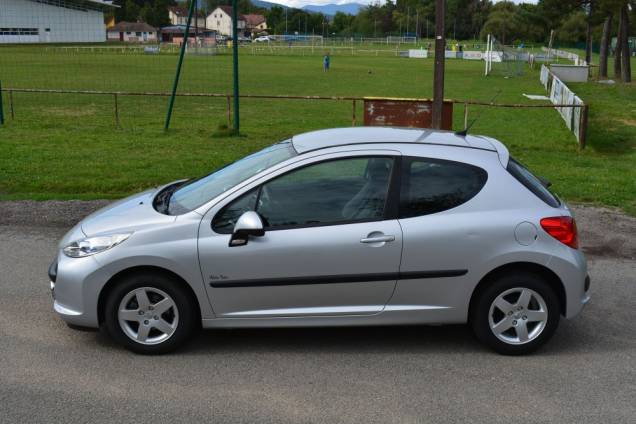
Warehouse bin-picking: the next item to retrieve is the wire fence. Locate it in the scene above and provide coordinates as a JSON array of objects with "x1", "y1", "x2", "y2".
[
  {"x1": 0, "y1": 86, "x2": 586, "y2": 139},
  {"x1": 0, "y1": 44, "x2": 586, "y2": 148}
]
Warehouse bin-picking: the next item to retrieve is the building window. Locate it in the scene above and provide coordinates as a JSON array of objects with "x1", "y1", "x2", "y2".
[
  {"x1": 136, "y1": 32, "x2": 141, "y2": 36},
  {"x1": 0, "y1": 28, "x2": 39, "y2": 35}
]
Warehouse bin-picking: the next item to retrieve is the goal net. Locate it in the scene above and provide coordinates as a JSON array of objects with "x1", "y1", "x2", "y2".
[{"x1": 484, "y1": 34, "x2": 525, "y2": 77}]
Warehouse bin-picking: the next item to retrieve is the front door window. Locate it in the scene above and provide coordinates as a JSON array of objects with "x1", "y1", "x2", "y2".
[{"x1": 212, "y1": 156, "x2": 394, "y2": 233}]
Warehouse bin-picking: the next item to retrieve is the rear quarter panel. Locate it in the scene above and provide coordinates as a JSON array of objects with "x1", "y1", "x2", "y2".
[{"x1": 389, "y1": 144, "x2": 573, "y2": 323}]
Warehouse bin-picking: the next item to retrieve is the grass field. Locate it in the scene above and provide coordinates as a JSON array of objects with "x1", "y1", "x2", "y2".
[{"x1": 0, "y1": 46, "x2": 634, "y2": 214}]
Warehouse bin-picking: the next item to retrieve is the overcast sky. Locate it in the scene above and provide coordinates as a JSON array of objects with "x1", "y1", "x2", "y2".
[{"x1": 268, "y1": 0, "x2": 537, "y2": 8}]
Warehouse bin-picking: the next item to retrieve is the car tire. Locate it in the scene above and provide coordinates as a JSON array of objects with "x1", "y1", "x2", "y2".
[
  {"x1": 103, "y1": 272, "x2": 198, "y2": 354},
  {"x1": 470, "y1": 272, "x2": 560, "y2": 355}
]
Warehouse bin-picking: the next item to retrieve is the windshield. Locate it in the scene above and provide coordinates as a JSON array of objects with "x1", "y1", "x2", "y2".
[{"x1": 166, "y1": 141, "x2": 297, "y2": 215}]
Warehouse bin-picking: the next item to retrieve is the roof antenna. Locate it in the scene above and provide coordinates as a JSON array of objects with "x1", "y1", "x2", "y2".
[{"x1": 455, "y1": 90, "x2": 502, "y2": 137}]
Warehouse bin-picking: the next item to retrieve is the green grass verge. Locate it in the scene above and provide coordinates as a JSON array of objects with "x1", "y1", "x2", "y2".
[{"x1": 0, "y1": 47, "x2": 634, "y2": 215}]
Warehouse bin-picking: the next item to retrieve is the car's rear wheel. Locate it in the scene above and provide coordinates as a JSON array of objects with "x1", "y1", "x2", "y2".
[
  {"x1": 470, "y1": 272, "x2": 560, "y2": 355},
  {"x1": 103, "y1": 272, "x2": 197, "y2": 354}
]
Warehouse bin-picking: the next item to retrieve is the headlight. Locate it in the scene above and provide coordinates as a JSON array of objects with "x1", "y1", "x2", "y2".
[{"x1": 63, "y1": 233, "x2": 131, "y2": 258}]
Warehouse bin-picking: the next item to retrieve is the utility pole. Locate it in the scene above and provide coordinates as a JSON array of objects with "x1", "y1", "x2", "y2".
[
  {"x1": 164, "y1": 0, "x2": 196, "y2": 131},
  {"x1": 285, "y1": 7, "x2": 288, "y2": 35},
  {"x1": 415, "y1": 10, "x2": 419, "y2": 40},
  {"x1": 547, "y1": 29, "x2": 555, "y2": 61},
  {"x1": 231, "y1": 0, "x2": 240, "y2": 133},
  {"x1": 194, "y1": 0, "x2": 198, "y2": 53},
  {"x1": 431, "y1": 0, "x2": 445, "y2": 130}
]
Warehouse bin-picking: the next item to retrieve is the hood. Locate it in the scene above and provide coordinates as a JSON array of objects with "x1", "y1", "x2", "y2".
[{"x1": 80, "y1": 188, "x2": 176, "y2": 236}]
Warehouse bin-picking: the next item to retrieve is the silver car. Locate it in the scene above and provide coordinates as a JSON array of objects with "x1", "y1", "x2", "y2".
[{"x1": 49, "y1": 127, "x2": 589, "y2": 355}]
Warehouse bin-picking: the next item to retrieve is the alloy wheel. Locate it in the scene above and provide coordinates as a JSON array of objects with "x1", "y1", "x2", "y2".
[
  {"x1": 488, "y1": 287, "x2": 548, "y2": 345},
  {"x1": 117, "y1": 287, "x2": 179, "y2": 345}
]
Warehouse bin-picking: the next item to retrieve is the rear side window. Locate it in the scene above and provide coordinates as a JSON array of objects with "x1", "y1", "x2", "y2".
[
  {"x1": 399, "y1": 157, "x2": 488, "y2": 218},
  {"x1": 506, "y1": 158, "x2": 560, "y2": 207}
]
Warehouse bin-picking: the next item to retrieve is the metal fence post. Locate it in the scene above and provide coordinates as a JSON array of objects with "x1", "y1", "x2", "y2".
[
  {"x1": 352, "y1": 99, "x2": 356, "y2": 126},
  {"x1": 579, "y1": 104, "x2": 589, "y2": 150},
  {"x1": 113, "y1": 93, "x2": 120, "y2": 127},
  {"x1": 0, "y1": 81, "x2": 4, "y2": 125},
  {"x1": 226, "y1": 95, "x2": 232, "y2": 128},
  {"x1": 9, "y1": 90, "x2": 14, "y2": 119},
  {"x1": 463, "y1": 103, "x2": 468, "y2": 129}
]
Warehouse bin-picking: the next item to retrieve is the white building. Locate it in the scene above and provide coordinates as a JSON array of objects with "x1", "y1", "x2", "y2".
[
  {"x1": 168, "y1": 6, "x2": 206, "y2": 29},
  {"x1": 206, "y1": 6, "x2": 245, "y2": 37},
  {"x1": 106, "y1": 21, "x2": 157, "y2": 42},
  {"x1": 0, "y1": 0, "x2": 116, "y2": 43}
]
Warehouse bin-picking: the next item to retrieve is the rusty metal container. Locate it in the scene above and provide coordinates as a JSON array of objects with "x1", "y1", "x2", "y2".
[{"x1": 363, "y1": 98, "x2": 453, "y2": 130}]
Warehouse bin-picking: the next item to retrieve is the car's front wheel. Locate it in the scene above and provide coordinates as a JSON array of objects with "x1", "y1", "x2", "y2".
[
  {"x1": 103, "y1": 272, "x2": 197, "y2": 354},
  {"x1": 470, "y1": 272, "x2": 560, "y2": 355}
]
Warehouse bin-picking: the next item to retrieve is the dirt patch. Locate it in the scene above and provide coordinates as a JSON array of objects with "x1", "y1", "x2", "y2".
[
  {"x1": 0, "y1": 200, "x2": 634, "y2": 259},
  {"x1": 44, "y1": 106, "x2": 97, "y2": 117},
  {"x1": 571, "y1": 204, "x2": 636, "y2": 260},
  {"x1": 616, "y1": 118, "x2": 636, "y2": 128}
]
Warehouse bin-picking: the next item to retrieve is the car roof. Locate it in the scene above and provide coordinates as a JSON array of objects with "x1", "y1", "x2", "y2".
[{"x1": 291, "y1": 127, "x2": 509, "y2": 166}]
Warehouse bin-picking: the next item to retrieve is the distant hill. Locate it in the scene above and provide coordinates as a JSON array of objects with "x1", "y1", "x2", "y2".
[
  {"x1": 251, "y1": 0, "x2": 287, "y2": 10},
  {"x1": 234, "y1": 1, "x2": 365, "y2": 16},
  {"x1": 301, "y1": 3, "x2": 364, "y2": 15},
  {"x1": 224, "y1": 0, "x2": 365, "y2": 16}
]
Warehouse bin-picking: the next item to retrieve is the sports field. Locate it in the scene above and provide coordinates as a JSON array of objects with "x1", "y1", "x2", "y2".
[{"x1": 0, "y1": 46, "x2": 634, "y2": 214}]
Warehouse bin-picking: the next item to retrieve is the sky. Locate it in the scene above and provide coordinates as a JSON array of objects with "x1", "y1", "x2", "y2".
[{"x1": 268, "y1": 0, "x2": 537, "y2": 8}]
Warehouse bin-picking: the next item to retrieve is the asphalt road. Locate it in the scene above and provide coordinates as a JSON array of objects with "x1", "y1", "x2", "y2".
[{"x1": 1, "y1": 217, "x2": 635, "y2": 423}]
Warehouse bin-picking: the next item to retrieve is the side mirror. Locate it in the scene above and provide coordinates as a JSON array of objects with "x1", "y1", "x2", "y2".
[{"x1": 229, "y1": 211, "x2": 265, "y2": 247}]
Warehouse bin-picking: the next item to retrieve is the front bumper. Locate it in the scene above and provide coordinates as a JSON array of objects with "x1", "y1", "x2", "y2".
[{"x1": 47, "y1": 253, "x2": 105, "y2": 328}]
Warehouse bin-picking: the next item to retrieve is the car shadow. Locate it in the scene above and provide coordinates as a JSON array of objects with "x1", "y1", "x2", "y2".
[
  {"x1": 89, "y1": 317, "x2": 600, "y2": 357},
  {"x1": 183, "y1": 324, "x2": 483, "y2": 355},
  {"x1": 182, "y1": 322, "x2": 597, "y2": 356}
]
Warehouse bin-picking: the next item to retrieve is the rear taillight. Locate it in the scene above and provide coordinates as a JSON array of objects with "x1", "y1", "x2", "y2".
[{"x1": 540, "y1": 216, "x2": 579, "y2": 249}]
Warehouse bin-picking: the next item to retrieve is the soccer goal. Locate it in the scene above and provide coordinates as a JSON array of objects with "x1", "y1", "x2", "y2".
[{"x1": 484, "y1": 34, "x2": 525, "y2": 77}]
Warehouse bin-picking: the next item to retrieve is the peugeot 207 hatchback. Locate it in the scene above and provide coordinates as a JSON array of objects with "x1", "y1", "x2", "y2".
[{"x1": 49, "y1": 127, "x2": 589, "y2": 355}]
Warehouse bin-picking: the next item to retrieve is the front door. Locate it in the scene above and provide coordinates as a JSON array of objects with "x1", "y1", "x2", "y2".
[{"x1": 198, "y1": 155, "x2": 402, "y2": 318}]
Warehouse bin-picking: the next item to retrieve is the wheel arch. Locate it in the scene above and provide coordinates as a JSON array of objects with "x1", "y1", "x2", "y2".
[
  {"x1": 468, "y1": 262, "x2": 567, "y2": 319},
  {"x1": 97, "y1": 265, "x2": 202, "y2": 326}
]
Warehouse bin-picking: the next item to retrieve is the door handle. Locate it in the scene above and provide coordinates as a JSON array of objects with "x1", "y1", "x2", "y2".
[{"x1": 360, "y1": 235, "x2": 395, "y2": 244}]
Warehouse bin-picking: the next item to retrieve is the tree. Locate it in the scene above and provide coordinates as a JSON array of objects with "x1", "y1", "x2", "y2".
[
  {"x1": 618, "y1": 3, "x2": 631, "y2": 82},
  {"x1": 480, "y1": 1, "x2": 516, "y2": 44},
  {"x1": 615, "y1": 9, "x2": 623, "y2": 78},
  {"x1": 115, "y1": 0, "x2": 141, "y2": 22},
  {"x1": 598, "y1": 15, "x2": 612, "y2": 77},
  {"x1": 332, "y1": 12, "x2": 355, "y2": 35},
  {"x1": 558, "y1": 11, "x2": 588, "y2": 43}
]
